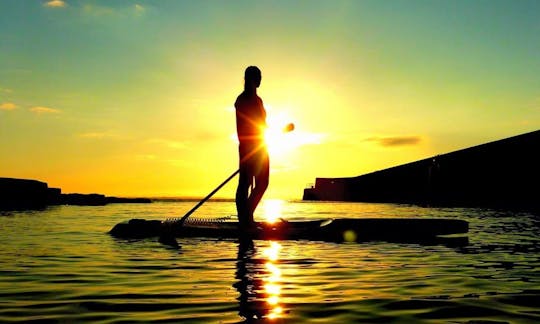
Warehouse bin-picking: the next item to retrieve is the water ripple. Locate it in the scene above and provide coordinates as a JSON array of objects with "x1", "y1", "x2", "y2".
[{"x1": 0, "y1": 202, "x2": 539, "y2": 323}]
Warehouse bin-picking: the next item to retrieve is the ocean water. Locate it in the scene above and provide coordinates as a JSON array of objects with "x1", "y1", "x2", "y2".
[{"x1": 0, "y1": 200, "x2": 539, "y2": 323}]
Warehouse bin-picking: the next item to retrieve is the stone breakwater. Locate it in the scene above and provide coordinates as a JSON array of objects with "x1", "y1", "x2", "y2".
[
  {"x1": 0, "y1": 177, "x2": 151, "y2": 210},
  {"x1": 303, "y1": 129, "x2": 540, "y2": 209}
]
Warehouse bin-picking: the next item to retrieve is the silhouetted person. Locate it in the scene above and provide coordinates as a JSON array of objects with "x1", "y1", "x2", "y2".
[{"x1": 235, "y1": 66, "x2": 269, "y2": 231}]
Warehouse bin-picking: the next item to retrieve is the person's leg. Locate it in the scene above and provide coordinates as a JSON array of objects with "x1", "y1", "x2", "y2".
[
  {"x1": 236, "y1": 167, "x2": 251, "y2": 229},
  {"x1": 248, "y1": 153, "x2": 269, "y2": 218}
]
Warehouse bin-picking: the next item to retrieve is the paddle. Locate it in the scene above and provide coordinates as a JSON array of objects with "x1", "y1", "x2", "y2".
[
  {"x1": 175, "y1": 122, "x2": 295, "y2": 226},
  {"x1": 176, "y1": 169, "x2": 240, "y2": 226}
]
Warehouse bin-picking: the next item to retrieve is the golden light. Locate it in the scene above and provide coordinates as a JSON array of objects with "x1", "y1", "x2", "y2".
[
  {"x1": 268, "y1": 306, "x2": 283, "y2": 319},
  {"x1": 343, "y1": 230, "x2": 357, "y2": 242},
  {"x1": 265, "y1": 283, "x2": 281, "y2": 295},
  {"x1": 265, "y1": 262, "x2": 282, "y2": 282},
  {"x1": 264, "y1": 125, "x2": 293, "y2": 157},
  {"x1": 263, "y1": 199, "x2": 284, "y2": 224},
  {"x1": 229, "y1": 108, "x2": 325, "y2": 167},
  {"x1": 262, "y1": 241, "x2": 283, "y2": 320},
  {"x1": 263, "y1": 112, "x2": 323, "y2": 158},
  {"x1": 267, "y1": 295, "x2": 279, "y2": 305},
  {"x1": 263, "y1": 241, "x2": 282, "y2": 261}
]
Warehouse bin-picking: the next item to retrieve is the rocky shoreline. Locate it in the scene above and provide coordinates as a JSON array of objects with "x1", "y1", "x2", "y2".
[{"x1": 0, "y1": 177, "x2": 151, "y2": 210}]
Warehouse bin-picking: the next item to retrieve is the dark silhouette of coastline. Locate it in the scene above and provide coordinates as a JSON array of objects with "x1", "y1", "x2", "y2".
[
  {"x1": 304, "y1": 129, "x2": 540, "y2": 210},
  {"x1": 0, "y1": 177, "x2": 151, "y2": 211}
]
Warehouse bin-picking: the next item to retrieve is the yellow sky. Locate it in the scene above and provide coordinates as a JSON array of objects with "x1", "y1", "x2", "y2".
[{"x1": 1, "y1": 1, "x2": 539, "y2": 199}]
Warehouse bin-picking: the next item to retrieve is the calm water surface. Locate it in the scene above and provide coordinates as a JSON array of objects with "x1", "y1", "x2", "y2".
[{"x1": 0, "y1": 201, "x2": 539, "y2": 323}]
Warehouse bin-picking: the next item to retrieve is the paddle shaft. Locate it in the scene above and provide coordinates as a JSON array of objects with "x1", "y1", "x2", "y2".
[
  {"x1": 177, "y1": 122, "x2": 294, "y2": 225},
  {"x1": 178, "y1": 169, "x2": 240, "y2": 225}
]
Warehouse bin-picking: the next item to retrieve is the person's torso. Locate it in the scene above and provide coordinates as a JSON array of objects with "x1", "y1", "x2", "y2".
[{"x1": 235, "y1": 92, "x2": 266, "y2": 142}]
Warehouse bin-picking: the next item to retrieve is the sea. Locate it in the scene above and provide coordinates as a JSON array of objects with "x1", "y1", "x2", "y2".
[{"x1": 0, "y1": 200, "x2": 539, "y2": 323}]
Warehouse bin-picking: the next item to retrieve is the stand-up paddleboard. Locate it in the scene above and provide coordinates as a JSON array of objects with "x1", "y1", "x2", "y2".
[{"x1": 109, "y1": 217, "x2": 468, "y2": 243}]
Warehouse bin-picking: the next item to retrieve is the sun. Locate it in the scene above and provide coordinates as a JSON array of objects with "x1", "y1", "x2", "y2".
[
  {"x1": 230, "y1": 108, "x2": 324, "y2": 158},
  {"x1": 264, "y1": 114, "x2": 323, "y2": 158},
  {"x1": 264, "y1": 124, "x2": 295, "y2": 157}
]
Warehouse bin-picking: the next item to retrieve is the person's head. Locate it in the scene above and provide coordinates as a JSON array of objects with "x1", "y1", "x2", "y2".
[{"x1": 244, "y1": 66, "x2": 261, "y2": 91}]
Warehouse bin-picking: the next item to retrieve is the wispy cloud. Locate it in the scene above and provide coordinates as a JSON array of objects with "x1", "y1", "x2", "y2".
[
  {"x1": 134, "y1": 4, "x2": 145, "y2": 14},
  {"x1": 83, "y1": 4, "x2": 114, "y2": 16},
  {"x1": 0, "y1": 102, "x2": 17, "y2": 111},
  {"x1": 30, "y1": 106, "x2": 61, "y2": 114},
  {"x1": 44, "y1": 0, "x2": 66, "y2": 8},
  {"x1": 0, "y1": 87, "x2": 13, "y2": 93},
  {"x1": 78, "y1": 132, "x2": 113, "y2": 139},
  {"x1": 82, "y1": 3, "x2": 146, "y2": 17},
  {"x1": 366, "y1": 136, "x2": 422, "y2": 147}
]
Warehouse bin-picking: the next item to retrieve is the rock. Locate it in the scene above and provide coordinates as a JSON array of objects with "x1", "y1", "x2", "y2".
[
  {"x1": 61, "y1": 193, "x2": 107, "y2": 206},
  {"x1": 0, "y1": 177, "x2": 49, "y2": 210},
  {"x1": 0, "y1": 177, "x2": 152, "y2": 210}
]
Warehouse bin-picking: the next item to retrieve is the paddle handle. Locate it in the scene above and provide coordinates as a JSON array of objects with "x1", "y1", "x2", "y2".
[{"x1": 178, "y1": 169, "x2": 240, "y2": 225}]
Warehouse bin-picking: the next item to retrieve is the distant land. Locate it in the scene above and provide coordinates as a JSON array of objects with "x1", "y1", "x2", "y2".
[
  {"x1": 150, "y1": 197, "x2": 235, "y2": 202},
  {"x1": 0, "y1": 177, "x2": 151, "y2": 211}
]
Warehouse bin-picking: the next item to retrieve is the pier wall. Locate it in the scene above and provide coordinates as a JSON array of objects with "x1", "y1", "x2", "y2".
[{"x1": 303, "y1": 130, "x2": 540, "y2": 209}]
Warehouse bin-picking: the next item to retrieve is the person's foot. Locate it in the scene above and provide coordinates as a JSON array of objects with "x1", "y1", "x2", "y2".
[{"x1": 239, "y1": 220, "x2": 262, "y2": 238}]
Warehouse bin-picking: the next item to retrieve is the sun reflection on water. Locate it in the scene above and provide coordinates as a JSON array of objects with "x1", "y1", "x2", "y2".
[{"x1": 263, "y1": 241, "x2": 283, "y2": 320}]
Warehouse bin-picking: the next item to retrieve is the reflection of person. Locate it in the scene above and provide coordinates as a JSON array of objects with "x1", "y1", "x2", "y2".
[
  {"x1": 235, "y1": 66, "x2": 269, "y2": 231},
  {"x1": 233, "y1": 239, "x2": 263, "y2": 321},
  {"x1": 234, "y1": 240, "x2": 284, "y2": 321}
]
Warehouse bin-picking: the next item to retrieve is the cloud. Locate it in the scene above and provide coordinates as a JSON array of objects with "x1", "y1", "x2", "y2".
[
  {"x1": 0, "y1": 87, "x2": 13, "y2": 93},
  {"x1": 134, "y1": 4, "x2": 145, "y2": 14},
  {"x1": 30, "y1": 106, "x2": 61, "y2": 114},
  {"x1": 0, "y1": 102, "x2": 17, "y2": 111},
  {"x1": 78, "y1": 132, "x2": 112, "y2": 139},
  {"x1": 82, "y1": 3, "x2": 146, "y2": 17},
  {"x1": 44, "y1": 0, "x2": 66, "y2": 8},
  {"x1": 366, "y1": 136, "x2": 422, "y2": 147},
  {"x1": 77, "y1": 131, "x2": 129, "y2": 140},
  {"x1": 83, "y1": 4, "x2": 115, "y2": 16}
]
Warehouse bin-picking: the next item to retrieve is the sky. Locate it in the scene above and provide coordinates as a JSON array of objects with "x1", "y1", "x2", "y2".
[{"x1": 1, "y1": 0, "x2": 539, "y2": 199}]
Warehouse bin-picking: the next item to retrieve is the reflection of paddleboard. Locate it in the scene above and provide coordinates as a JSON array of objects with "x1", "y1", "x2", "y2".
[{"x1": 110, "y1": 217, "x2": 468, "y2": 244}]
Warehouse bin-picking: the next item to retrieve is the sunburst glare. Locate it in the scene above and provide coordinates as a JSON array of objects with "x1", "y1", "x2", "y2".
[
  {"x1": 263, "y1": 199, "x2": 284, "y2": 224},
  {"x1": 263, "y1": 111, "x2": 324, "y2": 158}
]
